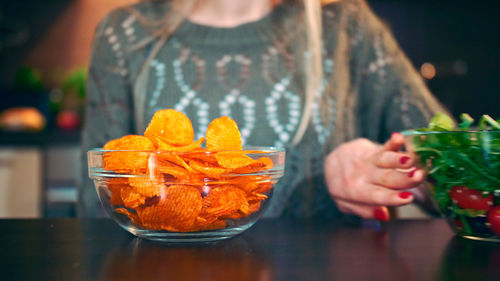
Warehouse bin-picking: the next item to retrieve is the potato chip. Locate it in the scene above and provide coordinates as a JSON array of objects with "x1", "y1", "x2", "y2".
[
  {"x1": 201, "y1": 186, "x2": 248, "y2": 219},
  {"x1": 157, "y1": 137, "x2": 205, "y2": 152},
  {"x1": 156, "y1": 161, "x2": 191, "y2": 179},
  {"x1": 157, "y1": 153, "x2": 197, "y2": 174},
  {"x1": 137, "y1": 185, "x2": 202, "y2": 232},
  {"x1": 107, "y1": 183, "x2": 125, "y2": 205},
  {"x1": 252, "y1": 182, "x2": 274, "y2": 194},
  {"x1": 115, "y1": 208, "x2": 142, "y2": 226},
  {"x1": 215, "y1": 151, "x2": 256, "y2": 169},
  {"x1": 181, "y1": 150, "x2": 218, "y2": 165},
  {"x1": 128, "y1": 177, "x2": 164, "y2": 198},
  {"x1": 120, "y1": 185, "x2": 147, "y2": 209},
  {"x1": 205, "y1": 116, "x2": 242, "y2": 151},
  {"x1": 103, "y1": 135, "x2": 154, "y2": 173},
  {"x1": 193, "y1": 217, "x2": 227, "y2": 231},
  {"x1": 189, "y1": 159, "x2": 228, "y2": 177},
  {"x1": 247, "y1": 201, "x2": 262, "y2": 215},
  {"x1": 232, "y1": 156, "x2": 273, "y2": 174},
  {"x1": 144, "y1": 109, "x2": 194, "y2": 147}
]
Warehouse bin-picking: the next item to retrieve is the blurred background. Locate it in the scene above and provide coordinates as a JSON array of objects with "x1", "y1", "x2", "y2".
[{"x1": 0, "y1": 0, "x2": 498, "y2": 218}]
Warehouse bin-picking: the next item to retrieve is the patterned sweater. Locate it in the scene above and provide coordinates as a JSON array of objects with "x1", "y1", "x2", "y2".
[{"x1": 79, "y1": 0, "x2": 441, "y2": 218}]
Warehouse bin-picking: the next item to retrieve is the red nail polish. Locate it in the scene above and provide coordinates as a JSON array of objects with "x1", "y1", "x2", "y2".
[
  {"x1": 399, "y1": 191, "x2": 413, "y2": 199},
  {"x1": 400, "y1": 156, "x2": 410, "y2": 164},
  {"x1": 374, "y1": 208, "x2": 389, "y2": 222},
  {"x1": 391, "y1": 132, "x2": 401, "y2": 139},
  {"x1": 408, "y1": 168, "x2": 417, "y2": 178}
]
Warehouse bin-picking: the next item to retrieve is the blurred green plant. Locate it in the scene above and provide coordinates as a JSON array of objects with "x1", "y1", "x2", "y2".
[
  {"x1": 61, "y1": 67, "x2": 87, "y2": 99},
  {"x1": 13, "y1": 67, "x2": 44, "y2": 92}
]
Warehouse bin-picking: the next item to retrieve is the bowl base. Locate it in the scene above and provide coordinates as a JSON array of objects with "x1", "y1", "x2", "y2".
[
  {"x1": 458, "y1": 234, "x2": 500, "y2": 243},
  {"x1": 124, "y1": 224, "x2": 255, "y2": 243}
]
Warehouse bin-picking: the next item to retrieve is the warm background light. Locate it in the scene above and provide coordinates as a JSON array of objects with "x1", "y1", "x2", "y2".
[{"x1": 420, "y1": 62, "x2": 436, "y2": 80}]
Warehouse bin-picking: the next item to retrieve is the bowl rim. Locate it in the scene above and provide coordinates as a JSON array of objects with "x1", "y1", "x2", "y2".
[
  {"x1": 88, "y1": 146, "x2": 286, "y2": 155},
  {"x1": 401, "y1": 129, "x2": 500, "y2": 136}
]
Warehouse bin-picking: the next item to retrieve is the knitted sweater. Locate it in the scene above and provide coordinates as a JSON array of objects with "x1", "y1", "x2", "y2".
[{"x1": 79, "y1": 0, "x2": 440, "y2": 218}]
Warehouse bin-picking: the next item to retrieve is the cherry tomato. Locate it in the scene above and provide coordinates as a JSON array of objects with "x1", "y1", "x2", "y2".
[
  {"x1": 487, "y1": 206, "x2": 500, "y2": 236},
  {"x1": 449, "y1": 185, "x2": 493, "y2": 211},
  {"x1": 56, "y1": 110, "x2": 80, "y2": 131}
]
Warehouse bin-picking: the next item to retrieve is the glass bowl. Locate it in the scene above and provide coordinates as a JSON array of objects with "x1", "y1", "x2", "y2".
[
  {"x1": 403, "y1": 130, "x2": 500, "y2": 242},
  {"x1": 88, "y1": 147, "x2": 285, "y2": 243}
]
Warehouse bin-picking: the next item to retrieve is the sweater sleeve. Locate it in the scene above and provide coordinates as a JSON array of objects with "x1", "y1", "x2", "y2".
[
  {"x1": 77, "y1": 11, "x2": 134, "y2": 217},
  {"x1": 351, "y1": 0, "x2": 445, "y2": 143}
]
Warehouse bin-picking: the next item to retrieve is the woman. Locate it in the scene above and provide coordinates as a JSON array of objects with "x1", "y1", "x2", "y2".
[{"x1": 79, "y1": 0, "x2": 446, "y2": 220}]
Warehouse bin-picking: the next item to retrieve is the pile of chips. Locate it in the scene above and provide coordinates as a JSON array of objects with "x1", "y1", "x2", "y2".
[{"x1": 100, "y1": 109, "x2": 275, "y2": 232}]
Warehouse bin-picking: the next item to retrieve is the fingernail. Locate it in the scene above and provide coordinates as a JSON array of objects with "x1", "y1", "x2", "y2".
[
  {"x1": 400, "y1": 156, "x2": 410, "y2": 164},
  {"x1": 391, "y1": 132, "x2": 401, "y2": 139},
  {"x1": 408, "y1": 168, "x2": 417, "y2": 178},
  {"x1": 374, "y1": 208, "x2": 389, "y2": 222},
  {"x1": 399, "y1": 191, "x2": 413, "y2": 199}
]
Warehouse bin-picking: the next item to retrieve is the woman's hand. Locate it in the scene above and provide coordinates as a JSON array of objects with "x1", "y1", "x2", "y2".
[{"x1": 324, "y1": 132, "x2": 425, "y2": 221}]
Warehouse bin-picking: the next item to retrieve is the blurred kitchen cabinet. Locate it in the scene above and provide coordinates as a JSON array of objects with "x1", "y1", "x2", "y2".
[{"x1": 0, "y1": 147, "x2": 42, "y2": 217}]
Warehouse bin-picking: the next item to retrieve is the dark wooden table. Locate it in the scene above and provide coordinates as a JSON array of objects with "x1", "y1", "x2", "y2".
[{"x1": 0, "y1": 218, "x2": 499, "y2": 281}]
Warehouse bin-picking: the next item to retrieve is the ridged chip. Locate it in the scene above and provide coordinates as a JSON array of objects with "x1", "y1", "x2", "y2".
[
  {"x1": 189, "y1": 159, "x2": 228, "y2": 177},
  {"x1": 157, "y1": 137, "x2": 205, "y2": 152},
  {"x1": 120, "y1": 185, "x2": 147, "y2": 209},
  {"x1": 107, "y1": 183, "x2": 125, "y2": 205},
  {"x1": 144, "y1": 109, "x2": 194, "y2": 147},
  {"x1": 193, "y1": 217, "x2": 227, "y2": 231},
  {"x1": 205, "y1": 116, "x2": 242, "y2": 151},
  {"x1": 201, "y1": 186, "x2": 248, "y2": 219},
  {"x1": 232, "y1": 157, "x2": 273, "y2": 174},
  {"x1": 157, "y1": 161, "x2": 191, "y2": 179},
  {"x1": 136, "y1": 185, "x2": 202, "y2": 231},
  {"x1": 215, "y1": 151, "x2": 256, "y2": 169},
  {"x1": 157, "y1": 153, "x2": 197, "y2": 174},
  {"x1": 128, "y1": 177, "x2": 164, "y2": 198},
  {"x1": 103, "y1": 135, "x2": 154, "y2": 173},
  {"x1": 115, "y1": 208, "x2": 142, "y2": 227}
]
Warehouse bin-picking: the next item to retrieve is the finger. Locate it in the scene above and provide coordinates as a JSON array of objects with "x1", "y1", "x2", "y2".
[
  {"x1": 337, "y1": 183, "x2": 415, "y2": 206},
  {"x1": 370, "y1": 167, "x2": 426, "y2": 189},
  {"x1": 372, "y1": 150, "x2": 415, "y2": 169},
  {"x1": 383, "y1": 132, "x2": 405, "y2": 152},
  {"x1": 336, "y1": 200, "x2": 390, "y2": 221}
]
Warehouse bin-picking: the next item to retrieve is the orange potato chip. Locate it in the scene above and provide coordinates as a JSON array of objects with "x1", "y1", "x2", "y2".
[
  {"x1": 252, "y1": 182, "x2": 274, "y2": 194},
  {"x1": 247, "y1": 201, "x2": 262, "y2": 215},
  {"x1": 144, "y1": 109, "x2": 194, "y2": 147},
  {"x1": 115, "y1": 208, "x2": 142, "y2": 226},
  {"x1": 232, "y1": 156, "x2": 273, "y2": 174},
  {"x1": 157, "y1": 161, "x2": 192, "y2": 179},
  {"x1": 120, "y1": 185, "x2": 147, "y2": 209},
  {"x1": 103, "y1": 135, "x2": 154, "y2": 173},
  {"x1": 193, "y1": 217, "x2": 227, "y2": 231},
  {"x1": 107, "y1": 183, "x2": 126, "y2": 205},
  {"x1": 157, "y1": 137, "x2": 205, "y2": 152},
  {"x1": 137, "y1": 185, "x2": 202, "y2": 232},
  {"x1": 214, "y1": 151, "x2": 256, "y2": 169},
  {"x1": 157, "y1": 153, "x2": 197, "y2": 174},
  {"x1": 189, "y1": 159, "x2": 228, "y2": 177},
  {"x1": 205, "y1": 116, "x2": 242, "y2": 151},
  {"x1": 201, "y1": 186, "x2": 248, "y2": 219},
  {"x1": 128, "y1": 177, "x2": 164, "y2": 198},
  {"x1": 181, "y1": 151, "x2": 218, "y2": 166}
]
